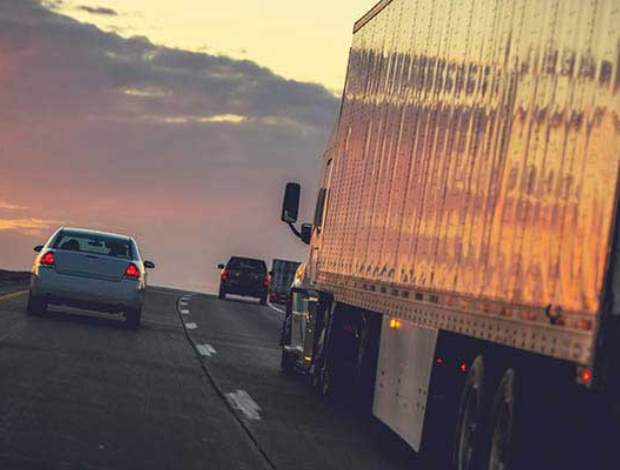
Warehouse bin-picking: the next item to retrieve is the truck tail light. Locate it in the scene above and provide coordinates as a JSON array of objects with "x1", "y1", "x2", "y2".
[
  {"x1": 577, "y1": 367, "x2": 593, "y2": 386},
  {"x1": 221, "y1": 270, "x2": 229, "y2": 281},
  {"x1": 125, "y1": 263, "x2": 141, "y2": 280},
  {"x1": 263, "y1": 274, "x2": 270, "y2": 288},
  {"x1": 40, "y1": 251, "x2": 55, "y2": 267}
]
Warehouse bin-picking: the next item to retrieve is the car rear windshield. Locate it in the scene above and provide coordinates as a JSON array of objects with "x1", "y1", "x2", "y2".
[
  {"x1": 228, "y1": 257, "x2": 266, "y2": 272},
  {"x1": 53, "y1": 231, "x2": 134, "y2": 259}
]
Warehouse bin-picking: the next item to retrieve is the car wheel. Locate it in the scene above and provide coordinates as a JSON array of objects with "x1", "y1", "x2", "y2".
[
  {"x1": 218, "y1": 287, "x2": 226, "y2": 300},
  {"x1": 26, "y1": 292, "x2": 47, "y2": 316},
  {"x1": 259, "y1": 295, "x2": 267, "y2": 305},
  {"x1": 125, "y1": 308, "x2": 142, "y2": 329}
]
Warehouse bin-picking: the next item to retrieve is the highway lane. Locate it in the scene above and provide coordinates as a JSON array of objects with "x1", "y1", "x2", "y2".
[
  {"x1": 183, "y1": 294, "x2": 419, "y2": 470},
  {"x1": 0, "y1": 288, "x2": 270, "y2": 470},
  {"x1": 0, "y1": 286, "x2": 421, "y2": 469}
]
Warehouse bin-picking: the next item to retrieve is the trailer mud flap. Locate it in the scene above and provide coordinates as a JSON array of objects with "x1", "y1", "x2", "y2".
[{"x1": 373, "y1": 318, "x2": 438, "y2": 452}]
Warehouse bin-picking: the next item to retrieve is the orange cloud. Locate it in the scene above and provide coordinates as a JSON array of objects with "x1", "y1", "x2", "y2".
[
  {"x1": 0, "y1": 218, "x2": 57, "y2": 236},
  {"x1": 0, "y1": 201, "x2": 26, "y2": 210}
]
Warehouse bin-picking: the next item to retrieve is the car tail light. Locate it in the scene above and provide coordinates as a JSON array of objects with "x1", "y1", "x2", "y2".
[
  {"x1": 263, "y1": 274, "x2": 270, "y2": 288},
  {"x1": 220, "y1": 270, "x2": 229, "y2": 281},
  {"x1": 125, "y1": 263, "x2": 141, "y2": 279},
  {"x1": 40, "y1": 251, "x2": 55, "y2": 267}
]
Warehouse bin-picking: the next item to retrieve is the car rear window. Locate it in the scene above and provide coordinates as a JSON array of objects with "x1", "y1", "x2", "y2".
[
  {"x1": 228, "y1": 257, "x2": 266, "y2": 272},
  {"x1": 53, "y1": 231, "x2": 134, "y2": 259}
]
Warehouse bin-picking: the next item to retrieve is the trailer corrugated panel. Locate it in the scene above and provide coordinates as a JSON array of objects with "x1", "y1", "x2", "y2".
[{"x1": 314, "y1": 0, "x2": 620, "y2": 365}]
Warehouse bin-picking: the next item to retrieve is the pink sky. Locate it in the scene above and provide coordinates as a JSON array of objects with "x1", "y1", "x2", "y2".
[{"x1": 0, "y1": 0, "x2": 337, "y2": 292}]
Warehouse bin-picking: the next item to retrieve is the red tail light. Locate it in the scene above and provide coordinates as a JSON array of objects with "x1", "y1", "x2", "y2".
[
  {"x1": 220, "y1": 270, "x2": 229, "y2": 281},
  {"x1": 40, "y1": 251, "x2": 55, "y2": 267},
  {"x1": 458, "y1": 361, "x2": 469, "y2": 374},
  {"x1": 125, "y1": 263, "x2": 141, "y2": 279},
  {"x1": 263, "y1": 274, "x2": 270, "y2": 288}
]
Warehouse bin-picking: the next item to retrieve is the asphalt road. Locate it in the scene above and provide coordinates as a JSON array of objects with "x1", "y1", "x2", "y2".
[{"x1": 0, "y1": 287, "x2": 418, "y2": 470}]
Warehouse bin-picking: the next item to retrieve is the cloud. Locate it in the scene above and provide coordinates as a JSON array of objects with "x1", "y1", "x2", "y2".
[
  {"x1": 0, "y1": 201, "x2": 26, "y2": 211},
  {"x1": 0, "y1": 0, "x2": 338, "y2": 291},
  {"x1": 0, "y1": 218, "x2": 57, "y2": 236},
  {"x1": 77, "y1": 5, "x2": 118, "y2": 16}
]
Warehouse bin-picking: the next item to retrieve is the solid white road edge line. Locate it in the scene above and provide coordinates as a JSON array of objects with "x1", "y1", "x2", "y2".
[
  {"x1": 268, "y1": 303, "x2": 286, "y2": 314},
  {"x1": 196, "y1": 344, "x2": 216, "y2": 357},
  {"x1": 225, "y1": 390, "x2": 261, "y2": 421}
]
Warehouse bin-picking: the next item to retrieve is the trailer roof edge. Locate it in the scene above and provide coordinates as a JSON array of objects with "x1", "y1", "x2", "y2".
[{"x1": 353, "y1": 0, "x2": 394, "y2": 34}]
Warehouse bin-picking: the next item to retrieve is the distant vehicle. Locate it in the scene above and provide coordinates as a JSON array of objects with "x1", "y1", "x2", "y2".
[
  {"x1": 269, "y1": 259, "x2": 300, "y2": 304},
  {"x1": 28, "y1": 227, "x2": 155, "y2": 328},
  {"x1": 218, "y1": 257, "x2": 269, "y2": 304}
]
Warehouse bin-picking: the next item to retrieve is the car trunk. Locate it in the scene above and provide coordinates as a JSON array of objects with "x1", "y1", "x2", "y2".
[{"x1": 54, "y1": 250, "x2": 129, "y2": 281}]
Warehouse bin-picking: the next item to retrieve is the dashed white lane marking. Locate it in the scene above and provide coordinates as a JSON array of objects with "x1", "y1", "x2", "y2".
[
  {"x1": 185, "y1": 322, "x2": 198, "y2": 330},
  {"x1": 225, "y1": 390, "x2": 261, "y2": 421},
  {"x1": 268, "y1": 303, "x2": 286, "y2": 314},
  {"x1": 180, "y1": 308, "x2": 190, "y2": 315},
  {"x1": 196, "y1": 344, "x2": 217, "y2": 357}
]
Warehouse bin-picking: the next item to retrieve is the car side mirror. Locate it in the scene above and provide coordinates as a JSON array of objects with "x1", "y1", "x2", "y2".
[
  {"x1": 217, "y1": 263, "x2": 225, "y2": 269},
  {"x1": 144, "y1": 260, "x2": 155, "y2": 269},
  {"x1": 34, "y1": 245, "x2": 44, "y2": 253},
  {"x1": 301, "y1": 223, "x2": 312, "y2": 244},
  {"x1": 281, "y1": 182, "x2": 301, "y2": 223},
  {"x1": 269, "y1": 270, "x2": 273, "y2": 276}
]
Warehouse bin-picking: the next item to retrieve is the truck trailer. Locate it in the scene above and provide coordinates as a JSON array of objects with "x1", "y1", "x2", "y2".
[{"x1": 279, "y1": 0, "x2": 620, "y2": 469}]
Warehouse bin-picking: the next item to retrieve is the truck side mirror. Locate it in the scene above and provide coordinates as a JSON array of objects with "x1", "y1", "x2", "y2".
[
  {"x1": 281, "y1": 182, "x2": 301, "y2": 223},
  {"x1": 301, "y1": 223, "x2": 312, "y2": 244}
]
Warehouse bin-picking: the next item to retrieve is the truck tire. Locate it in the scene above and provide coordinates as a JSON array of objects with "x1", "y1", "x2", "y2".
[
  {"x1": 26, "y1": 292, "x2": 47, "y2": 316},
  {"x1": 125, "y1": 308, "x2": 142, "y2": 329},
  {"x1": 453, "y1": 355, "x2": 491, "y2": 470},
  {"x1": 481, "y1": 368, "x2": 517, "y2": 470},
  {"x1": 280, "y1": 348, "x2": 295, "y2": 374}
]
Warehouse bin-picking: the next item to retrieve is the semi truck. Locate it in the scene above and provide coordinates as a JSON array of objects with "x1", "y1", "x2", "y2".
[
  {"x1": 278, "y1": 1, "x2": 620, "y2": 469},
  {"x1": 269, "y1": 259, "x2": 301, "y2": 304}
]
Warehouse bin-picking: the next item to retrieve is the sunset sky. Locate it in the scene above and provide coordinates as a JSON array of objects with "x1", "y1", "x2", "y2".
[{"x1": 0, "y1": 0, "x2": 376, "y2": 292}]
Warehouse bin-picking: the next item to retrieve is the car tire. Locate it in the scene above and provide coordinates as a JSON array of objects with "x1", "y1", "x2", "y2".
[
  {"x1": 218, "y1": 287, "x2": 226, "y2": 300},
  {"x1": 26, "y1": 292, "x2": 47, "y2": 316},
  {"x1": 125, "y1": 308, "x2": 142, "y2": 329},
  {"x1": 259, "y1": 294, "x2": 267, "y2": 305}
]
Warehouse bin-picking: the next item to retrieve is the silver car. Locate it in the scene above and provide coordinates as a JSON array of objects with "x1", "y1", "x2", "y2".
[{"x1": 28, "y1": 227, "x2": 155, "y2": 327}]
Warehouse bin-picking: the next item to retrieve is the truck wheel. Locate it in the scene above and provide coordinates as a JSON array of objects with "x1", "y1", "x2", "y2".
[
  {"x1": 453, "y1": 355, "x2": 489, "y2": 470},
  {"x1": 482, "y1": 369, "x2": 517, "y2": 470},
  {"x1": 125, "y1": 308, "x2": 142, "y2": 329},
  {"x1": 280, "y1": 348, "x2": 295, "y2": 374},
  {"x1": 317, "y1": 363, "x2": 334, "y2": 399},
  {"x1": 26, "y1": 292, "x2": 47, "y2": 316}
]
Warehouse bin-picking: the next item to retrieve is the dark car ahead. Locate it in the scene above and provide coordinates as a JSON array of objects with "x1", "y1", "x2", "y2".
[{"x1": 218, "y1": 257, "x2": 270, "y2": 304}]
